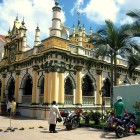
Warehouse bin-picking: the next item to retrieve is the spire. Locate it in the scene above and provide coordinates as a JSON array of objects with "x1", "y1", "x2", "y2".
[
  {"x1": 22, "y1": 34, "x2": 27, "y2": 52},
  {"x1": 78, "y1": 26, "x2": 82, "y2": 47},
  {"x1": 21, "y1": 17, "x2": 25, "y2": 26},
  {"x1": 34, "y1": 25, "x2": 40, "y2": 46},
  {"x1": 19, "y1": 17, "x2": 27, "y2": 37},
  {"x1": 54, "y1": 0, "x2": 59, "y2": 6},
  {"x1": 90, "y1": 26, "x2": 92, "y2": 36},
  {"x1": 16, "y1": 14, "x2": 18, "y2": 21},
  {"x1": 77, "y1": 10, "x2": 80, "y2": 27}
]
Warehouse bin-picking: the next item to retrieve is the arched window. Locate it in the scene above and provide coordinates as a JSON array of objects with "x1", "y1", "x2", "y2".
[
  {"x1": 24, "y1": 75, "x2": 32, "y2": 95},
  {"x1": 40, "y1": 77, "x2": 44, "y2": 95},
  {"x1": 82, "y1": 75, "x2": 94, "y2": 96},
  {"x1": 8, "y1": 78, "x2": 15, "y2": 99},
  {"x1": 65, "y1": 77, "x2": 73, "y2": 95},
  {"x1": 103, "y1": 78, "x2": 111, "y2": 97}
]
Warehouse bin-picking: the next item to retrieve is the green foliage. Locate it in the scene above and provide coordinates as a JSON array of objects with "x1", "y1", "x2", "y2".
[
  {"x1": 133, "y1": 101, "x2": 140, "y2": 111},
  {"x1": 89, "y1": 111, "x2": 101, "y2": 125}
]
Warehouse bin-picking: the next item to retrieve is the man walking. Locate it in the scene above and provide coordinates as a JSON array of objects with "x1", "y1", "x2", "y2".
[{"x1": 48, "y1": 101, "x2": 62, "y2": 133}]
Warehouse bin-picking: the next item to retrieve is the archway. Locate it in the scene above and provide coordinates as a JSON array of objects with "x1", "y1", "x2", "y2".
[
  {"x1": 7, "y1": 78, "x2": 15, "y2": 99},
  {"x1": 65, "y1": 77, "x2": 73, "y2": 95},
  {"x1": 102, "y1": 78, "x2": 111, "y2": 97},
  {"x1": 82, "y1": 75, "x2": 94, "y2": 96},
  {"x1": 23, "y1": 75, "x2": 32, "y2": 95},
  {"x1": 39, "y1": 77, "x2": 44, "y2": 95}
]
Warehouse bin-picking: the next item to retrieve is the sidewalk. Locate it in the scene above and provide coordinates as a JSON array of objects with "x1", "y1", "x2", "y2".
[{"x1": 0, "y1": 115, "x2": 139, "y2": 140}]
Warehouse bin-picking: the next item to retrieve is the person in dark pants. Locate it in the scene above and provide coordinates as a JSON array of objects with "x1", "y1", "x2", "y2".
[
  {"x1": 114, "y1": 96, "x2": 125, "y2": 118},
  {"x1": 48, "y1": 101, "x2": 62, "y2": 133}
]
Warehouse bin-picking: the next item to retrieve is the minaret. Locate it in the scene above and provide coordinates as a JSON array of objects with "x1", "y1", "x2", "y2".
[
  {"x1": 34, "y1": 25, "x2": 40, "y2": 46},
  {"x1": 22, "y1": 34, "x2": 27, "y2": 52},
  {"x1": 90, "y1": 26, "x2": 93, "y2": 36},
  {"x1": 78, "y1": 26, "x2": 82, "y2": 47},
  {"x1": 19, "y1": 18, "x2": 27, "y2": 37},
  {"x1": 50, "y1": 0, "x2": 61, "y2": 37},
  {"x1": 72, "y1": 24, "x2": 75, "y2": 38},
  {"x1": 82, "y1": 24, "x2": 85, "y2": 37}
]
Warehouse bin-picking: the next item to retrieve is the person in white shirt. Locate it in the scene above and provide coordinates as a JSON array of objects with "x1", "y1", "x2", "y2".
[
  {"x1": 7, "y1": 99, "x2": 13, "y2": 117},
  {"x1": 48, "y1": 101, "x2": 62, "y2": 133}
]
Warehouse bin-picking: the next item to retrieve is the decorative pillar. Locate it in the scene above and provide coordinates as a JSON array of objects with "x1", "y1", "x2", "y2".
[
  {"x1": 96, "y1": 70, "x2": 102, "y2": 105},
  {"x1": 32, "y1": 65, "x2": 39, "y2": 104},
  {"x1": 43, "y1": 69, "x2": 49, "y2": 105},
  {"x1": 1, "y1": 74, "x2": 6, "y2": 102},
  {"x1": 14, "y1": 70, "x2": 20, "y2": 102},
  {"x1": 75, "y1": 66, "x2": 82, "y2": 105},
  {"x1": 116, "y1": 73, "x2": 120, "y2": 86},
  {"x1": 48, "y1": 72, "x2": 52, "y2": 104},
  {"x1": 51, "y1": 67, "x2": 58, "y2": 102},
  {"x1": 58, "y1": 68, "x2": 65, "y2": 105}
]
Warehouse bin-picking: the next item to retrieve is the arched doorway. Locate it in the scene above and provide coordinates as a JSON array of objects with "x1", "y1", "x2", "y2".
[
  {"x1": 65, "y1": 77, "x2": 73, "y2": 95},
  {"x1": 64, "y1": 76, "x2": 74, "y2": 104},
  {"x1": 39, "y1": 77, "x2": 44, "y2": 95},
  {"x1": 82, "y1": 75, "x2": 94, "y2": 96},
  {"x1": 38, "y1": 76, "x2": 44, "y2": 104},
  {"x1": 24, "y1": 75, "x2": 32, "y2": 95},
  {"x1": 103, "y1": 78, "x2": 111, "y2": 97},
  {"x1": 7, "y1": 78, "x2": 15, "y2": 99}
]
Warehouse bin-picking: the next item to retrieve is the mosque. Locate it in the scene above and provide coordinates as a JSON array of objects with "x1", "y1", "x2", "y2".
[{"x1": 0, "y1": 0, "x2": 140, "y2": 118}]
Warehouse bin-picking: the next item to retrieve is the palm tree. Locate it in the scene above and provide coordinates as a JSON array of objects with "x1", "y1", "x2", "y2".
[
  {"x1": 126, "y1": 10, "x2": 140, "y2": 76},
  {"x1": 92, "y1": 20, "x2": 133, "y2": 107}
]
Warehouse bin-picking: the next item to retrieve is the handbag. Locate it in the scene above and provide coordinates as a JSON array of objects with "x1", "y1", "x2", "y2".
[{"x1": 57, "y1": 117, "x2": 62, "y2": 122}]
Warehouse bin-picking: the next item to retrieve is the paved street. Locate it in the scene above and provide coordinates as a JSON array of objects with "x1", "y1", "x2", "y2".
[{"x1": 0, "y1": 116, "x2": 139, "y2": 140}]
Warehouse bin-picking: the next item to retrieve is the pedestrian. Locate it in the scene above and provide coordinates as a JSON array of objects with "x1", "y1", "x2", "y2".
[
  {"x1": 114, "y1": 96, "x2": 125, "y2": 118},
  {"x1": 11, "y1": 98, "x2": 17, "y2": 119},
  {"x1": 7, "y1": 98, "x2": 13, "y2": 117},
  {"x1": 48, "y1": 101, "x2": 62, "y2": 133}
]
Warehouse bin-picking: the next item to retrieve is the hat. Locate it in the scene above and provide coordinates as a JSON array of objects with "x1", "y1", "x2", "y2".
[{"x1": 116, "y1": 96, "x2": 122, "y2": 101}]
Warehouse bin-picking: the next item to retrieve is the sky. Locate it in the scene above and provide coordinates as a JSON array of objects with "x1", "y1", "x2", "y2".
[{"x1": 0, "y1": 0, "x2": 140, "y2": 47}]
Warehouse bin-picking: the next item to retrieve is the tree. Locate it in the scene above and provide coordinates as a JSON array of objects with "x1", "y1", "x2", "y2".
[
  {"x1": 126, "y1": 10, "x2": 140, "y2": 77},
  {"x1": 92, "y1": 20, "x2": 133, "y2": 107}
]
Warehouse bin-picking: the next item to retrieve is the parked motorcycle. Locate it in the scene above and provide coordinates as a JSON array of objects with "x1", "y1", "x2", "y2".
[
  {"x1": 115, "y1": 113, "x2": 137, "y2": 138},
  {"x1": 61, "y1": 109, "x2": 84, "y2": 130},
  {"x1": 105, "y1": 112, "x2": 137, "y2": 138}
]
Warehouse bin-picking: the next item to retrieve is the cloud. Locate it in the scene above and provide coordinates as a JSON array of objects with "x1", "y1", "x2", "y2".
[
  {"x1": 70, "y1": 0, "x2": 84, "y2": 15},
  {"x1": 0, "y1": 0, "x2": 66, "y2": 47},
  {"x1": 70, "y1": 0, "x2": 140, "y2": 25}
]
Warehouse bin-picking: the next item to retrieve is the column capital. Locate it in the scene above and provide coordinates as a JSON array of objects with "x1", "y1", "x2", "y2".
[
  {"x1": 96, "y1": 70, "x2": 102, "y2": 75},
  {"x1": 15, "y1": 70, "x2": 20, "y2": 75},
  {"x1": 32, "y1": 65, "x2": 39, "y2": 71},
  {"x1": 74, "y1": 66, "x2": 83, "y2": 71},
  {"x1": 59, "y1": 67, "x2": 65, "y2": 73}
]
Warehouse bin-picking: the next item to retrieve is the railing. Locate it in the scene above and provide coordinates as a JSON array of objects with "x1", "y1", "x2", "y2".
[
  {"x1": 22, "y1": 95, "x2": 32, "y2": 104},
  {"x1": 39, "y1": 95, "x2": 44, "y2": 104},
  {"x1": 82, "y1": 96, "x2": 95, "y2": 105},
  {"x1": 103, "y1": 97, "x2": 111, "y2": 106},
  {"x1": 64, "y1": 95, "x2": 73, "y2": 105}
]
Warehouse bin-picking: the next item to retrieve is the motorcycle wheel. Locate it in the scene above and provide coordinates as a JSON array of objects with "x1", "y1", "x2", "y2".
[
  {"x1": 115, "y1": 125, "x2": 124, "y2": 138},
  {"x1": 66, "y1": 125, "x2": 72, "y2": 130}
]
